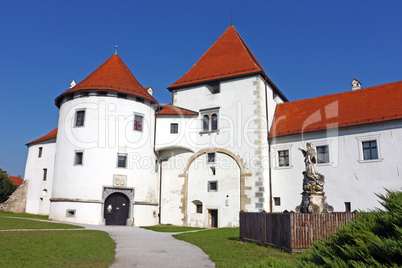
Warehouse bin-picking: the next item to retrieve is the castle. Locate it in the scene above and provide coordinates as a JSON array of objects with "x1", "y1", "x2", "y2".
[{"x1": 23, "y1": 26, "x2": 402, "y2": 227}]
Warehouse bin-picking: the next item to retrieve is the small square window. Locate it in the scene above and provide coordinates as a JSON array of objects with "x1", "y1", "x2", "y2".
[
  {"x1": 274, "y1": 197, "x2": 281, "y2": 206},
  {"x1": 362, "y1": 141, "x2": 378, "y2": 160},
  {"x1": 117, "y1": 154, "x2": 127, "y2": 168},
  {"x1": 74, "y1": 151, "x2": 83, "y2": 165},
  {"x1": 207, "y1": 152, "x2": 216, "y2": 163},
  {"x1": 38, "y1": 147, "x2": 43, "y2": 158},
  {"x1": 170, "y1": 123, "x2": 178, "y2": 134},
  {"x1": 345, "y1": 202, "x2": 351, "y2": 212},
  {"x1": 75, "y1": 110, "x2": 85, "y2": 127},
  {"x1": 316, "y1": 145, "x2": 329, "y2": 163},
  {"x1": 208, "y1": 181, "x2": 218, "y2": 192},
  {"x1": 134, "y1": 115, "x2": 143, "y2": 131},
  {"x1": 278, "y1": 150, "x2": 289, "y2": 167},
  {"x1": 43, "y1": 168, "x2": 47, "y2": 181}
]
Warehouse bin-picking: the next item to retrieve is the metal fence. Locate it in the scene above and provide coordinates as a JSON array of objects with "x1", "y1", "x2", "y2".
[{"x1": 239, "y1": 211, "x2": 357, "y2": 253}]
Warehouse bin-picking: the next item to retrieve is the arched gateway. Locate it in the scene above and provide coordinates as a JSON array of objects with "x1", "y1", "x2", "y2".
[{"x1": 104, "y1": 192, "x2": 130, "y2": 225}]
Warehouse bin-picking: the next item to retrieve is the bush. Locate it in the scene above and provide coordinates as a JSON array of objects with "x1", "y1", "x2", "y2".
[
  {"x1": 0, "y1": 169, "x2": 17, "y2": 203},
  {"x1": 298, "y1": 189, "x2": 402, "y2": 267}
]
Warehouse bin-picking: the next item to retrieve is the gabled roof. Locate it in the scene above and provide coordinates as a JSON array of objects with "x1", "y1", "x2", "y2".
[
  {"x1": 9, "y1": 175, "x2": 23, "y2": 186},
  {"x1": 270, "y1": 81, "x2": 402, "y2": 138},
  {"x1": 168, "y1": 26, "x2": 287, "y2": 101},
  {"x1": 156, "y1": 104, "x2": 198, "y2": 116},
  {"x1": 26, "y1": 128, "x2": 58, "y2": 146},
  {"x1": 55, "y1": 54, "x2": 158, "y2": 107}
]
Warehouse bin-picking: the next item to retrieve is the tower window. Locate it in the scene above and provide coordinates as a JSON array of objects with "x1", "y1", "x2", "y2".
[
  {"x1": 43, "y1": 168, "x2": 47, "y2": 181},
  {"x1": 75, "y1": 110, "x2": 85, "y2": 127},
  {"x1": 170, "y1": 123, "x2": 178, "y2": 134},
  {"x1": 208, "y1": 181, "x2": 218, "y2": 192},
  {"x1": 74, "y1": 151, "x2": 83, "y2": 165},
  {"x1": 38, "y1": 147, "x2": 43, "y2": 158},
  {"x1": 134, "y1": 115, "x2": 143, "y2": 131},
  {"x1": 117, "y1": 154, "x2": 127, "y2": 168},
  {"x1": 207, "y1": 152, "x2": 216, "y2": 163}
]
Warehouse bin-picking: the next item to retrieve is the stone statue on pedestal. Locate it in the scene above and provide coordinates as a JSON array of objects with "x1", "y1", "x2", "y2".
[{"x1": 296, "y1": 143, "x2": 333, "y2": 214}]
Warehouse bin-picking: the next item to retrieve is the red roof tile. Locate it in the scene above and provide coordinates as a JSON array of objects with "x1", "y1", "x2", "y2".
[
  {"x1": 156, "y1": 104, "x2": 198, "y2": 115},
  {"x1": 55, "y1": 54, "x2": 158, "y2": 107},
  {"x1": 168, "y1": 26, "x2": 266, "y2": 89},
  {"x1": 270, "y1": 81, "x2": 402, "y2": 138},
  {"x1": 26, "y1": 128, "x2": 58, "y2": 146},
  {"x1": 8, "y1": 175, "x2": 23, "y2": 186}
]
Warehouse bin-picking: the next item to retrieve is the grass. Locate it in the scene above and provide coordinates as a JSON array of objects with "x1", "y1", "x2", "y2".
[
  {"x1": 141, "y1": 224, "x2": 204, "y2": 232},
  {"x1": 0, "y1": 217, "x2": 84, "y2": 230},
  {"x1": 0, "y1": 214, "x2": 115, "y2": 267},
  {"x1": 173, "y1": 228, "x2": 297, "y2": 268},
  {"x1": 0, "y1": 211, "x2": 49, "y2": 220}
]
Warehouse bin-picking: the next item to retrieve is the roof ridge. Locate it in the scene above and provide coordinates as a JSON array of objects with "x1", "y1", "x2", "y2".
[{"x1": 279, "y1": 80, "x2": 402, "y2": 106}]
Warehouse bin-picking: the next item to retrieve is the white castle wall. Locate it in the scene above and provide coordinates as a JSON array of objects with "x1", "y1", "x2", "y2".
[
  {"x1": 24, "y1": 140, "x2": 56, "y2": 215},
  {"x1": 270, "y1": 119, "x2": 402, "y2": 213}
]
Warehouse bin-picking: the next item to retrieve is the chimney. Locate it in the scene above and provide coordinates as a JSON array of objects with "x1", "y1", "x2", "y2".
[{"x1": 351, "y1": 78, "x2": 361, "y2": 91}]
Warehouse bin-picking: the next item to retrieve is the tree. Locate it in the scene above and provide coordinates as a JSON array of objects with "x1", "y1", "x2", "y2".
[{"x1": 0, "y1": 168, "x2": 17, "y2": 203}]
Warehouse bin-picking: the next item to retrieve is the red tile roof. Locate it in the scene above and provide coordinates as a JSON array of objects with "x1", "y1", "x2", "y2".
[
  {"x1": 156, "y1": 104, "x2": 198, "y2": 115},
  {"x1": 26, "y1": 128, "x2": 58, "y2": 146},
  {"x1": 55, "y1": 54, "x2": 158, "y2": 107},
  {"x1": 168, "y1": 25, "x2": 285, "y2": 101},
  {"x1": 8, "y1": 175, "x2": 23, "y2": 186},
  {"x1": 270, "y1": 81, "x2": 402, "y2": 138}
]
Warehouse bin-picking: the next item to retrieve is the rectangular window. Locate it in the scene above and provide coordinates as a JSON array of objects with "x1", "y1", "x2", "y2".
[
  {"x1": 196, "y1": 204, "x2": 203, "y2": 213},
  {"x1": 317, "y1": 145, "x2": 329, "y2": 163},
  {"x1": 200, "y1": 108, "x2": 219, "y2": 133},
  {"x1": 75, "y1": 110, "x2": 85, "y2": 127},
  {"x1": 117, "y1": 154, "x2": 127, "y2": 168},
  {"x1": 170, "y1": 123, "x2": 178, "y2": 134},
  {"x1": 74, "y1": 151, "x2": 83, "y2": 165},
  {"x1": 208, "y1": 181, "x2": 218, "y2": 192},
  {"x1": 207, "y1": 152, "x2": 216, "y2": 163},
  {"x1": 345, "y1": 202, "x2": 351, "y2": 212},
  {"x1": 274, "y1": 197, "x2": 281, "y2": 206},
  {"x1": 38, "y1": 147, "x2": 43, "y2": 158},
  {"x1": 278, "y1": 150, "x2": 289, "y2": 167},
  {"x1": 362, "y1": 141, "x2": 378, "y2": 160},
  {"x1": 43, "y1": 168, "x2": 47, "y2": 181},
  {"x1": 134, "y1": 115, "x2": 143, "y2": 131}
]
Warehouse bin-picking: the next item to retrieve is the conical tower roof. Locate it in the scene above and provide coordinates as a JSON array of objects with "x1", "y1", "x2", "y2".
[
  {"x1": 55, "y1": 54, "x2": 158, "y2": 107},
  {"x1": 168, "y1": 25, "x2": 272, "y2": 90}
]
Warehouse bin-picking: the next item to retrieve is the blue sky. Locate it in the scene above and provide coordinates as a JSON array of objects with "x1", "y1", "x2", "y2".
[{"x1": 0, "y1": 0, "x2": 401, "y2": 177}]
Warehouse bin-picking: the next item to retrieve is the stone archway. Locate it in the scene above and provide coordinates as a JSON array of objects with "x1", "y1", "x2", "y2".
[
  {"x1": 178, "y1": 148, "x2": 252, "y2": 226},
  {"x1": 102, "y1": 187, "x2": 134, "y2": 225}
]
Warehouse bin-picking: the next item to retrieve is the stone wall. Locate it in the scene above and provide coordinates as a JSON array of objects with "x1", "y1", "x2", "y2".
[{"x1": 0, "y1": 180, "x2": 28, "y2": 213}]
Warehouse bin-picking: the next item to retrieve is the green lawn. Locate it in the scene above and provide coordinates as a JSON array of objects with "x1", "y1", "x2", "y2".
[
  {"x1": 0, "y1": 211, "x2": 49, "y2": 220},
  {"x1": 0, "y1": 214, "x2": 115, "y2": 267},
  {"x1": 173, "y1": 228, "x2": 296, "y2": 268}
]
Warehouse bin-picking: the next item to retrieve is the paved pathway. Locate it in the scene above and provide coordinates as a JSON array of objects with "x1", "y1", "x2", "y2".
[{"x1": 83, "y1": 225, "x2": 215, "y2": 268}]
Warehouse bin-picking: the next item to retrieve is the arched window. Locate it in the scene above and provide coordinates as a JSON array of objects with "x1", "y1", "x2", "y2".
[
  {"x1": 211, "y1": 114, "x2": 218, "y2": 130},
  {"x1": 203, "y1": 115, "x2": 209, "y2": 131}
]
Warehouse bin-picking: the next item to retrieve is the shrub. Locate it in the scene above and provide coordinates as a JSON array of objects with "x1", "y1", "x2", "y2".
[{"x1": 298, "y1": 189, "x2": 402, "y2": 267}]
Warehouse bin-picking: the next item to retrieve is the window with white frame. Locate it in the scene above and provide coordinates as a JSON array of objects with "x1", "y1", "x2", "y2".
[
  {"x1": 356, "y1": 135, "x2": 381, "y2": 162},
  {"x1": 200, "y1": 108, "x2": 219, "y2": 133},
  {"x1": 117, "y1": 154, "x2": 127, "y2": 168},
  {"x1": 75, "y1": 110, "x2": 85, "y2": 127},
  {"x1": 316, "y1": 145, "x2": 330, "y2": 163},
  {"x1": 170, "y1": 123, "x2": 178, "y2": 134},
  {"x1": 134, "y1": 114, "x2": 143, "y2": 131},
  {"x1": 278, "y1": 150, "x2": 289, "y2": 167}
]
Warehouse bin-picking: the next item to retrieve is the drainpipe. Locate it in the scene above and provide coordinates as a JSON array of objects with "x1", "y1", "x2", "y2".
[{"x1": 158, "y1": 157, "x2": 168, "y2": 224}]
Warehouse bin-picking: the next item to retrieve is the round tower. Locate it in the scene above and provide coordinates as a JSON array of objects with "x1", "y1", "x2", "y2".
[{"x1": 50, "y1": 54, "x2": 159, "y2": 226}]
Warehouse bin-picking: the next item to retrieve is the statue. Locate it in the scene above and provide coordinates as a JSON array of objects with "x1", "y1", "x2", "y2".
[{"x1": 296, "y1": 143, "x2": 333, "y2": 214}]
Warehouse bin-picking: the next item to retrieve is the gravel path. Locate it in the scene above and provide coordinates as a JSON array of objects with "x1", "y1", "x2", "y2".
[{"x1": 84, "y1": 225, "x2": 215, "y2": 268}]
